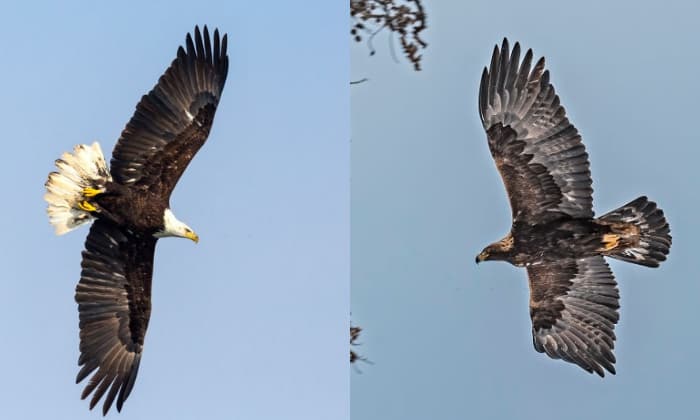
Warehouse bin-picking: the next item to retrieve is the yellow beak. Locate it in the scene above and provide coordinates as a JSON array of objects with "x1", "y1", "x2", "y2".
[{"x1": 185, "y1": 231, "x2": 199, "y2": 243}]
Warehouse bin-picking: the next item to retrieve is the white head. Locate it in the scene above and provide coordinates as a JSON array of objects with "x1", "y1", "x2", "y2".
[{"x1": 154, "y1": 208, "x2": 199, "y2": 243}]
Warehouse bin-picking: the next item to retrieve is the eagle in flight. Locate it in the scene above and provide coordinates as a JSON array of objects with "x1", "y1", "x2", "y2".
[
  {"x1": 475, "y1": 39, "x2": 671, "y2": 376},
  {"x1": 44, "y1": 26, "x2": 228, "y2": 414}
]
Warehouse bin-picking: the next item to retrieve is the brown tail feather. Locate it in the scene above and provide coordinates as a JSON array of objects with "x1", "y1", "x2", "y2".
[{"x1": 597, "y1": 196, "x2": 671, "y2": 267}]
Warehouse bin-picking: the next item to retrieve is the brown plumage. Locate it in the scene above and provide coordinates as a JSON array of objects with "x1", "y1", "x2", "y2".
[
  {"x1": 45, "y1": 26, "x2": 228, "y2": 415},
  {"x1": 475, "y1": 39, "x2": 671, "y2": 376}
]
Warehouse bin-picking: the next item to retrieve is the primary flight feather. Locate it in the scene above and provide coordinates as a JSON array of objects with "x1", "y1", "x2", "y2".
[{"x1": 44, "y1": 25, "x2": 228, "y2": 414}]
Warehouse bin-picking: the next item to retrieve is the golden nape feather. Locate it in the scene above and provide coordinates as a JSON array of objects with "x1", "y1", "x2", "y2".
[{"x1": 44, "y1": 142, "x2": 112, "y2": 235}]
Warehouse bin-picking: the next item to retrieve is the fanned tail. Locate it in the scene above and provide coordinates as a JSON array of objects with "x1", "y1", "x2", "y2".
[
  {"x1": 597, "y1": 196, "x2": 671, "y2": 267},
  {"x1": 44, "y1": 142, "x2": 111, "y2": 235}
]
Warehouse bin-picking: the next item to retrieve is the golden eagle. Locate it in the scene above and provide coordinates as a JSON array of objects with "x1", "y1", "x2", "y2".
[
  {"x1": 475, "y1": 39, "x2": 671, "y2": 376},
  {"x1": 44, "y1": 26, "x2": 228, "y2": 414}
]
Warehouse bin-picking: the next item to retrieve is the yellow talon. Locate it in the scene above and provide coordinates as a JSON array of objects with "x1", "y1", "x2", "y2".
[
  {"x1": 602, "y1": 234, "x2": 620, "y2": 250},
  {"x1": 78, "y1": 200, "x2": 97, "y2": 212},
  {"x1": 82, "y1": 187, "x2": 103, "y2": 198}
]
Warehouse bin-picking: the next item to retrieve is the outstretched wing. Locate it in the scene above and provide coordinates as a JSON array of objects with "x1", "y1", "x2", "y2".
[
  {"x1": 75, "y1": 220, "x2": 157, "y2": 414},
  {"x1": 479, "y1": 39, "x2": 593, "y2": 224},
  {"x1": 110, "y1": 25, "x2": 229, "y2": 198},
  {"x1": 527, "y1": 256, "x2": 619, "y2": 377}
]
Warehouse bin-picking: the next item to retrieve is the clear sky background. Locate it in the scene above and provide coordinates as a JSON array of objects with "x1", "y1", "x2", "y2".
[
  {"x1": 352, "y1": 1, "x2": 699, "y2": 419},
  {"x1": 0, "y1": 2, "x2": 348, "y2": 419}
]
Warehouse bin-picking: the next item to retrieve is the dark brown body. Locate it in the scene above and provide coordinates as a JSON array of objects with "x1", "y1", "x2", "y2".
[
  {"x1": 91, "y1": 182, "x2": 167, "y2": 234},
  {"x1": 480, "y1": 216, "x2": 641, "y2": 267}
]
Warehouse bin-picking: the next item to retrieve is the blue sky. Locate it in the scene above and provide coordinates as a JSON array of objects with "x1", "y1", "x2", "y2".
[
  {"x1": 0, "y1": 1, "x2": 347, "y2": 419},
  {"x1": 351, "y1": 1, "x2": 699, "y2": 419}
]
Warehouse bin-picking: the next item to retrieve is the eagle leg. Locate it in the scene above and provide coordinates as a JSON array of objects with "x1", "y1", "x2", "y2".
[
  {"x1": 78, "y1": 200, "x2": 98, "y2": 212},
  {"x1": 82, "y1": 187, "x2": 104, "y2": 198}
]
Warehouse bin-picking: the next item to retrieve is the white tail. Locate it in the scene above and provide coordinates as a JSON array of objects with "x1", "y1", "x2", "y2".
[{"x1": 44, "y1": 142, "x2": 112, "y2": 235}]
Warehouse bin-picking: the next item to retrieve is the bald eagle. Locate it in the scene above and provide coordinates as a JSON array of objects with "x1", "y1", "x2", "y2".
[
  {"x1": 44, "y1": 26, "x2": 228, "y2": 414},
  {"x1": 475, "y1": 39, "x2": 671, "y2": 377}
]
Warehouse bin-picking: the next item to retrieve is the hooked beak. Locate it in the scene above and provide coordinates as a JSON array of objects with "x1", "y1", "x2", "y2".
[
  {"x1": 185, "y1": 230, "x2": 199, "y2": 243},
  {"x1": 475, "y1": 251, "x2": 488, "y2": 264}
]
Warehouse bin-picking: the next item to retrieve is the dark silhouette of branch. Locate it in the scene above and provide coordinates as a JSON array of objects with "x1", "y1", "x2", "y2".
[
  {"x1": 351, "y1": 0, "x2": 428, "y2": 71},
  {"x1": 350, "y1": 325, "x2": 371, "y2": 366}
]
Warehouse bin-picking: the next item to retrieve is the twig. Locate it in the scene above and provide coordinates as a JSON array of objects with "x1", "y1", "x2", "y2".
[
  {"x1": 350, "y1": 0, "x2": 428, "y2": 71},
  {"x1": 350, "y1": 78, "x2": 369, "y2": 85}
]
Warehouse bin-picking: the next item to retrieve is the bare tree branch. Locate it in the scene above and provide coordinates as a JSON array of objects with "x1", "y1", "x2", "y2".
[
  {"x1": 350, "y1": 325, "x2": 372, "y2": 367},
  {"x1": 350, "y1": 78, "x2": 369, "y2": 85},
  {"x1": 351, "y1": 0, "x2": 428, "y2": 71}
]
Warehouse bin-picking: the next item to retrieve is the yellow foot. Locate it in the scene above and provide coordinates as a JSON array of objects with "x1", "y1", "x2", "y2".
[
  {"x1": 78, "y1": 200, "x2": 97, "y2": 212},
  {"x1": 82, "y1": 187, "x2": 103, "y2": 198},
  {"x1": 601, "y1": 234, "x2": 620, "y2": 250}
]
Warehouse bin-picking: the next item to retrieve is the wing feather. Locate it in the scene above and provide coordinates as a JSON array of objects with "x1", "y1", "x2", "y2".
[
  {"x1": 75, "y1": 220, "x2": 156, "y2": 414},
  {"x1": 110, "y1": 25, "x2": 229, "y2": 196},
  {"x1": 480, "y1": 39, "x2": 593, "y2": 223},
  {"x1": 527, "y1": 256, "x2": 619, "y2": 376}
]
